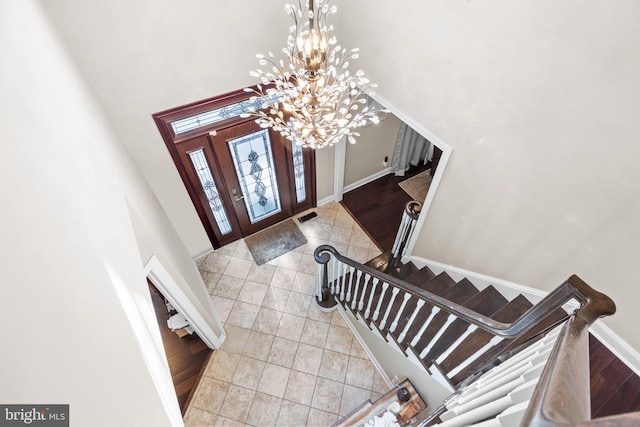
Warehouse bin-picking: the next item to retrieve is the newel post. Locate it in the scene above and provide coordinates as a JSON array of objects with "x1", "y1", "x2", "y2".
[{"x1": 314, "y1": 245, "x2": 338, "y2": 311}]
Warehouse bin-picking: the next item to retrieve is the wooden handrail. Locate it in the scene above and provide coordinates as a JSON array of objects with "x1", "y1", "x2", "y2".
[
  {"x1": 314, "y1": 245, "x2": 614, "y2": 339},
  {"x1": 519, "y1": 278, "x2": 639, "y2": 426},
  {"x1": 314, "y1": 245, "x2": 636, "y2": 425}
]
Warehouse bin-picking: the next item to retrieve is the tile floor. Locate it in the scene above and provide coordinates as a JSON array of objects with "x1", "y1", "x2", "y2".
[{"x1": 184, "y1": 202, "x2": 391, "y2": 427}]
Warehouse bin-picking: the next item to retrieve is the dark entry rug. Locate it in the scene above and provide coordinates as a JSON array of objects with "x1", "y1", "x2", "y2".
[{"x1": 245, "y1": 219, "x2": 307, "y2": 265}]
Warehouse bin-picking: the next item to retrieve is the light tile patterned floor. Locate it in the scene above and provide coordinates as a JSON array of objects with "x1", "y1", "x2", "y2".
[{"x1": 185, "y1": 202, "x2": 391, "y2": 427}]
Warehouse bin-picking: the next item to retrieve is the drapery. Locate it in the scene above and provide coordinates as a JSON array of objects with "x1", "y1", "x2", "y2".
[{"x1": 390, "y1": 123, "x2": 433, "y2": 176}]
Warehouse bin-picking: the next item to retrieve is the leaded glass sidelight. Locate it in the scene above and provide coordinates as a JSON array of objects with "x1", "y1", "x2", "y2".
[
  {"x1": 228, "y1": 130, "x2": 282, "y2": 223},
  {"x1": 292, "y1": 141, "x2": 307, "y2": 203},
  {"x1": 188, "y1": 149, "x2": 233, "y2": 235}
]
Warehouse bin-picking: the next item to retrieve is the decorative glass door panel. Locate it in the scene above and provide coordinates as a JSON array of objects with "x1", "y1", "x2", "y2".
[
  {"x1": 174, "y1": 135, "x2": 243, "y2": 246},
  {"x1": 155, "y1": 88, "x2": 316, "y2": 248},
  {"x1": 211, "y1": 120, "x2": 294, "y2": 236},
  {"x1": 227, "y1": 130, "x2": 282, "y2": 224},
  {"x1": 188, "y1": 148, "x2": 233, "y2": 234}
]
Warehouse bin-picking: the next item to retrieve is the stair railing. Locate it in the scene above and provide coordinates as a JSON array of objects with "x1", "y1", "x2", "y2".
[
  {"x1": 391, "y1": 200, "x2": 422, "y2": 259},
  {"x1": 314, "y1": 245, "x2": 618, "y2": 389},
  {"x1": 314, "y1": 245, "x2": 610, "y2": 339},
  {"x1": 520, "y1": 279, "x2": 640, "y2": 426},
  {"x1": 314, "y1": 245, "x2": 632, "y2": 426}
]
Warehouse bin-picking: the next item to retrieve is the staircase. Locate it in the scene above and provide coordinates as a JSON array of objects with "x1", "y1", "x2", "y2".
[
  {"x1": 313, "y1": 245, "x2": 628, "y2": 426},
  {"x1": 364, "y1": 252, "x2": 568, "y2": 390}
]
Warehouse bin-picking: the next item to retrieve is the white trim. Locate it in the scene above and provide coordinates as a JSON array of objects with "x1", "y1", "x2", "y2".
[
  {"x1": 144, "y1": 255, "x2": 225, "y2": 350},
  {"x1": 590, "y1": 321, "x2": 640, "y2": 377},
  {"x1": 192, "y1": 246, "x2": 214, "y2": 261},
  {"x1": 407, "y1": 256, "x2": 553, "y2": 304},
  {"x1": 333, "y1": 138, "x2": 346, "y2": 202},
  {"x1": 406, "y1": 254, "x2": 640, "y2": 376},
  {"x1": 364, "y1": 91, "x2": 454, "y2": 260},
  {"x1": 404, "y1": 148, "x2": 451, "y2": 257},
  {"x1": 343, "y1": 167, "x2": 391, "y2": 193},
  {"x1": 340, "y1": 307, "x2": 394, "y2": 388},
  {"x1": 104, "y1": 262, "x2": 184, "y2": 427},
  {"x1": 317, "y1": 195, "x2": 337, "y2": 206},
  {"x1": 316, "y1": 166, "x2": 391, "y2": 206}
]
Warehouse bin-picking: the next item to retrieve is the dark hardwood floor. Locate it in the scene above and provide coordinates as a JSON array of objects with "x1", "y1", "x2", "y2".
[
  {"x1": 590, "y1": 334, "x2": 640, "y2": 418},
  {"x1": 341, "y1": 163, "x2": 431, "y2": 252},
  {"x1": 340, "y1": 169, "x2": 640, "y2": 419},
  {"x1": 148, "y1": 282, "x2": 211, "y2": 414}
]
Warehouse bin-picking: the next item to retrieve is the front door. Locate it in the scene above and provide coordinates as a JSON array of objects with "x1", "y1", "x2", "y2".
[
  {"x1": 211, "y1": 121, "x2": 293, "y2": 236},
  {"x1": 155, "y1": 88, "x2": 316, "y2": 248}
]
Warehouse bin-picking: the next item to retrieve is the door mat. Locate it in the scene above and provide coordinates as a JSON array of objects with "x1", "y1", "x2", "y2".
[
  {"x1": 244, "y1": 219, "x2": 307, "y2": 265},
  {"x1": 398, "y1": 170, "x2": 432, "y2": 203}
]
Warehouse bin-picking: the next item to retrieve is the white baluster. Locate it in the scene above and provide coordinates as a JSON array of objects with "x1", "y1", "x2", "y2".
[
  {"x1": 419, "y1": 314, "x2": 457, "y2": 358},
  {"x1": 380, "y1": 287, "x2": 400, "y2": 330},
  {"x1": 346, "y1": 266, "x2": 355, "y2": 302},
  {"x1": 447, "y1": 335, "x2": 504, "y2": 379},
  {"x1": 441, "y1": 376, "x2": 525, "y2": 421},
  {"x1": 391, "y1": 214, "x2": 409, "y2": 257},
  {"x1": 373, "y1": 282, "x2": 389, "y2": 321},
  {"x1": 316, "y1": 261, "x2": 323, "y2": 302},
  {"x1": 339, "y1": 262, "x2": 347, "y2": 300},
  {"x1": 398, "y1": 299, "x2": 425, "y2": 343},
  {"x1": 351, "y1": 270, "x2": 363, "y2": 310},
  {"x1": 410, "y1": 306, "x2": 440, "y2": 347},
  {"x1": 330, "y1": 256, "x2": 337, "y2": 294},
  {"x1": 435, "y1": 325, "x2": 479, "y2": 366},
  {"x1": 336, "y1": 262, "x2": 345, "y2": 301},
  {"x1": 390, "y1": 292, "x2": 412, "y2": 333},
  {"x1": 364, "y1": 277, "x2": 380, "y2": 319},
  {"x1": 358, "y1": 274, "x2": 371, "y2": 311}
]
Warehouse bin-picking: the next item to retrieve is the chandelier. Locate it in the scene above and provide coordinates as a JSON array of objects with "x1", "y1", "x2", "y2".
[{"x1": 242, "y1": 0, "x2": 380, "y2": 149}]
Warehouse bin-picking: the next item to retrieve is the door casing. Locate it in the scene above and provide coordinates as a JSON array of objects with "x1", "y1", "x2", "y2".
[{"x1": 154, "y1": 87, "x2": 316, "y2": 249}]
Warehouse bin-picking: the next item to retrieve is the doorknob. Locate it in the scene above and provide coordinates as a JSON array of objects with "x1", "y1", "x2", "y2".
[{"x1": 231, "y1": 189, "x2": 244, "y2": 202}]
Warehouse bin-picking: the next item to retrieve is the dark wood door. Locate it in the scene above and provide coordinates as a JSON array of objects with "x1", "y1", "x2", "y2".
[
  {"x1": 177, "y1": 135, "x2": 243, "y2": 246},
  {"x1": 155, "y1": 88, "x2": 317, "y2": 249},
  {"x1": 211, "y1": 121, "x2": 294, "y2": 235}
]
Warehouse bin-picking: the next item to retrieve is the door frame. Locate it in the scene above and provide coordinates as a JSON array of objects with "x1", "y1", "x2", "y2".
[{"x1": 153, "y1": 87, "x2": 316, "y2": 249}]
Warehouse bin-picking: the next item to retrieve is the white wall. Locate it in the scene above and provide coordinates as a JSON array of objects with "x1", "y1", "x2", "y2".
[
  {"x1": 0, "y1": 1, "x2": 219, "y2": 424},
  {"x1": 36, "y1": 0, "x2": 640, "y2": 355},
  {"x1": 39, "y1": 0, "x2": 298, "y2": 255},
  {"x1": 344, "y1": 114, "x2": 401, "y2": 187},
  {"x1": 338, "y1": 0, "x2": 640, "y2": 352}
]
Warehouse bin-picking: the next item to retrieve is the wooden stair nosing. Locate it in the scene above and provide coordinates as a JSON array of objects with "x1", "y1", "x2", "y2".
[
  {"x1": 419, "y1": 285, "x2": 509, "y2": 363},
  {"x1": 449, "y1": 306, "x2": 568, "y2": 386},
  {"x1": 411, "y1": 279, "x2": 481, "y2": 354},
  {"x1": 438, "y1": 294, "x2": 534, "y2": 373},
  {"x1": 404, "y1": 266, "x2": 437, "y2": 287}
]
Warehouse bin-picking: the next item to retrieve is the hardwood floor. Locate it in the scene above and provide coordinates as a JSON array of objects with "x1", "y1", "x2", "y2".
[
  {"x1": 341, "y1": 169, "x2": 640, "y2": 419},
  {"x1": 590, "y1": 334, "x2": 640, "y2": 418},
  {"x1": 148, "y1": 282, "x2": 211, "y2": 414},
  {"x1": 341, "y1": 163, "x2": 431, "y2": 252}
]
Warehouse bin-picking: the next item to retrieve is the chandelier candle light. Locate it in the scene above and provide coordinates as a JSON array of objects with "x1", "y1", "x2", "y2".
[{"x1": 242, "y1": 0, "x2": 381, "y2": 149}]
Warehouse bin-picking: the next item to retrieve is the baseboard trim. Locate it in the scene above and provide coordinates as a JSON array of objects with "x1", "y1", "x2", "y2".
[
  {"x1": 343, "y1": 168, "x2": 391, "y2": 194},
  {"x1": 590, "y1": 321, "x2": 640, "y2": 377},
  {"x1": 317, "y1": 195, "x2": 337, "y2": 207},
  {"x1": 192, "y1": 246, "x2": 214, "y2": 261},
  {"x1": 407, "y1": 256, "x2": 551, "y2": 304},
  {"x1": 407, "y1": 254, "x2": 640, "y2": 377}
]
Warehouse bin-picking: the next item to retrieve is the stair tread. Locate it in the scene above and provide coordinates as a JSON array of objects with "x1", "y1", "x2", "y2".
[
  {"x1": 409, "y1": 279, "x2": 481, "y2": 352},
  {"x1": 365, "y1": 252, "x2": 392, "y2": 271},
  {"x1": 383, "y1": 273, "x2": 457, "y2": 338},
  {"x1": 450, "y1": 306, "x2": 568, "y2": 386},
  {"x1": 404, "y1": 267, "x2": 437, "y2": 288},
  {"x1": 438, "y1": 294, "x2": 534, "y2": 373},
  {"x1": 420, "y1": 285, "x2": 509, "y2": 362}
]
